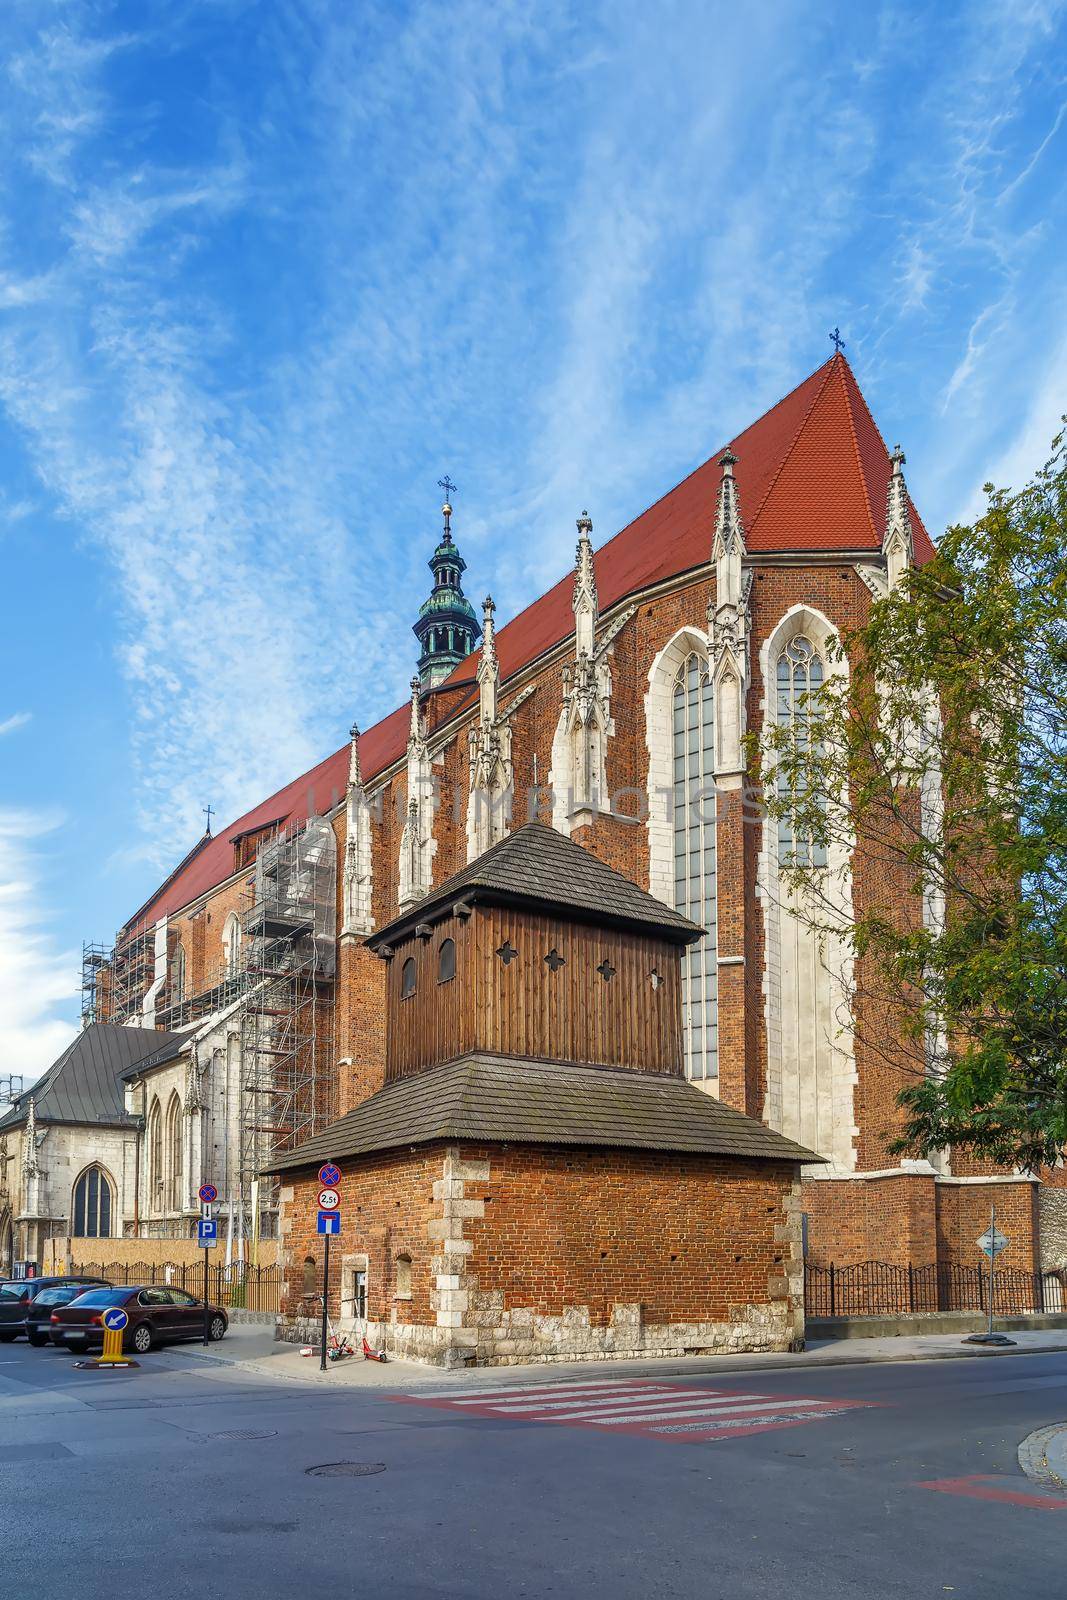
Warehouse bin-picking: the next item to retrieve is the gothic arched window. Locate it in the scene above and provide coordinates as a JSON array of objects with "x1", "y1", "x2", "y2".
[
  {"x1": 170, "y1": 942, "x2": 186, "y2": 1006},
  {"x1": 223, "y1": 913, "x2": 241, "y2": 977},
  {"x1": 775, "y1": 634, "x2": 828, "y2": 868},
  {"x1": 401, "y1": 957, "x2": 417, "y2": 999},
  {"x1": 395, "y1": 1254, "x2": 412, "y2": 1299},
  {"x1": 165, "y1": 1093, "x2": 183, "y2": 1210},
  {"x1": 72, "y1": 1165, "x2": 113, "y2": 1238},
  {"x1": 672, "y1": 653, "x2": 718, "y2": 1082},
  {"x1": 147, "y1": 1098, "x2": 163, "y2": 1203}
]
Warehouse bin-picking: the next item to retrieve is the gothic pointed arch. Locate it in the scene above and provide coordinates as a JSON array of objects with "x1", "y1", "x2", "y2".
[
  {"x1": 71, "y1": 1163, "x2": 116, "y2": 1238},
  {"x1": 165, "y1": 1091, "x2": 183, "y2": 1211},
  {"x1": 0, "y1": 1208, "x2": 12, "y2": 1275},
  {"x1": 758, "y1": 603, "x2": 856, "y2": 1170},
  {"x1": 147, "y1": 1096, "x2": 164, "y2": 1208},
  {"x1": 645, "y1": 626, "x2": 719, "y2": 1087}
]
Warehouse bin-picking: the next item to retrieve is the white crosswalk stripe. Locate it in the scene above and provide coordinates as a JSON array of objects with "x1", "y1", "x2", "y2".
[{"x1": 395, "y1": 1376, "x2": 871, "y2": 1444}]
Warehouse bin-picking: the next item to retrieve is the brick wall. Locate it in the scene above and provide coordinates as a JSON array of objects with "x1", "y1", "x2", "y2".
[
  {"x1": 800, "y1": 1172, "x2": 938, "y2": 1268},
  {"x1": 278, "y1": 1140, "x2": 803, "y2": 1366},
  {"x1": 935, "y1": 1180, "x2": 1039, "y2": 1275}
]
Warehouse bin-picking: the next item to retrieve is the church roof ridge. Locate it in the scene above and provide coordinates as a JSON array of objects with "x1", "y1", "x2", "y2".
[
  {"x1": 127, "y1": 354, "x2": 933, "y2": 927},
  {"x1": 0, "y1": 1023, "x2": 187, "y2": 1134}
]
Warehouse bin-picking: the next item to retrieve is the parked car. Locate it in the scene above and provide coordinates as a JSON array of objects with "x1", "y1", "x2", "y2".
[
  {"x1": 0, "y1": 1276, "x2": 109, "y2": 1342},
  {"x1": 50, "y1": 1285, "x2": 228, "y2": 1355},
  {"x1": 24, "y1": 1280, "x2": 114, "y2": 1347}
]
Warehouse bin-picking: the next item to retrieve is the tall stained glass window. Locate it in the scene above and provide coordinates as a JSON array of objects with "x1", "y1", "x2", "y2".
[
  {"x1": 672, "y1": 653, "x2": 717, "y2": 1082},
  {"x1": 775, "y1": 635, "x2": 828, "y2": 868}
]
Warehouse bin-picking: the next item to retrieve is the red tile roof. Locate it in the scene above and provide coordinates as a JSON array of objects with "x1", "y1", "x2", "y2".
[{"x1": 132, "y1": 354, "x2": 932, "y2": 926}]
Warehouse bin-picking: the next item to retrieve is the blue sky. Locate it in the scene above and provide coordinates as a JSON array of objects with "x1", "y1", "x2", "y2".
[{"x1": 2, "y1": 0, "x2": 1066, "y2": 1083}]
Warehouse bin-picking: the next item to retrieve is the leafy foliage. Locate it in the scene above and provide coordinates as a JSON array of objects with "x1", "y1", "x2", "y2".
[{"x1": 753, "y1": 429, "x2": 1067, "y2": 1171}]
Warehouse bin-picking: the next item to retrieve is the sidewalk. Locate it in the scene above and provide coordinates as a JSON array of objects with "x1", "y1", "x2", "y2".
[{"x1": 166, "y1": 1322, "x2": 1067, "y2": 1391}]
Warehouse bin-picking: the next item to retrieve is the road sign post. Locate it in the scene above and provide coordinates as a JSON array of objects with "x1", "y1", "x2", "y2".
[
  {"x1": 321, "y1": 1227, "x2": 331, "y2": 1373},
  {"x1": 197, "y1": 1192, "x2": 217, "y2": 1346},
  {"x1": 317, "y1": 1164, "x2": 340, "y2": 1372},
  {"x1": 965, "y1": 1204, "x2": 1016, "y2": 1347}
]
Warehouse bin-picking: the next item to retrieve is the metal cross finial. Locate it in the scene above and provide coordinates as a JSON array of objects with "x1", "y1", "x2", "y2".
[
  {"x1": 829, "y1": 326, "x2": 846, "y2": 355},
  {"x1": 202, "y1": 803, "x2": 215, "y2": 836},
  {"x1": 438, "y1": 475, "x2": 457, "y2": 502}
]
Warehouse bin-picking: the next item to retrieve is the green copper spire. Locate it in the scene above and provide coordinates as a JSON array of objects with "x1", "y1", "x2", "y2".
[{"x1": 413, "y1": 486, "x2": 481, "y2": 688}]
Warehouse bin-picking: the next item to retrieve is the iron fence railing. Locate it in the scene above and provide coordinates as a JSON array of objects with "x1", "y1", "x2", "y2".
[
  {"x1": 804, "y1": 1259, "x2": 1065, "y2": 1318},
  {"x1": 77, "y1": 1261, "x2": 282, "y2": 1314}
]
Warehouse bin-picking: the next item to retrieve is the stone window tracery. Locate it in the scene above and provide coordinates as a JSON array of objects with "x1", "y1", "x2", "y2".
[
  {"x1": 775, "y1": 634, "x2": 828, "y2": 869},
  {"x1": 72, "y1": 1165, "x2": 113, "y2": 1238},
  {"x1": 672, "y1": 651, "x2": 718, "y2": 1082}
]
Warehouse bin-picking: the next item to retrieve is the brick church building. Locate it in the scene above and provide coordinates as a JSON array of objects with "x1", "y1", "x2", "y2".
[{"x1": 16, "y1": 350, "x2": 1063, "y2": 1348}]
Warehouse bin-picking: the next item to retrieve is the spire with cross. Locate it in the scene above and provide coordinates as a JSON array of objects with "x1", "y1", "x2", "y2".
[
  {"x1": 829, "y1": 326, "x2": 846, "y2": 355},
  {"x1": 202, "y1": 803, "x2": 215, "y2": 837},
  {"x1": 414, "y1": 479, "x2": 481, "y2": 688}
]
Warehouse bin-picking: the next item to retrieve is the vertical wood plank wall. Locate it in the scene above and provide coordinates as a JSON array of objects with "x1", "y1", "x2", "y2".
[{"x1": 384, "y1": 904, "x2": 684, "y2": 1079}]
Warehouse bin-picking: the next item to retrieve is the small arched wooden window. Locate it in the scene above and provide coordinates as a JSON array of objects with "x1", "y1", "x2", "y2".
[
  {"x1": 401, "y1": 957, "x2": 417, "y2": 999},
  {"x1": 437, "y1": 938, "x2": 456, "y2": 984},
  {"x1": 72, "y1": 1165, "x2": 113, "y2": 1238},
  {"x1": 302, "y1": 1255, "x2": 317, "y2": 1296},
  {"x1": 395, "y1": 1254, "x2": 412, "y2": 1299}
]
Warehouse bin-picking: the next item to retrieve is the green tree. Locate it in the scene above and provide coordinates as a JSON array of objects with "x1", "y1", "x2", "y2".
[{"x1": 754, "y1": 429, "x2": 1067, "y2": 1172}]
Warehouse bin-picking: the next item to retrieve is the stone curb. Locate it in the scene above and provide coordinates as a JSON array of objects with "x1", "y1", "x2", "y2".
[
  {"x1": 166, "y1": 1333, "x2": 1067, "y2": 1390},
  {"x1": 1019, "y1": 1422, "x2": 1067, "y2": 1491}
]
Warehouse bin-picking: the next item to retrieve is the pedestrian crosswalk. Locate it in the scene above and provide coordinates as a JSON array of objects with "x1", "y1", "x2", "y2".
[{"x1": 393, "y1": 1376, "x2": 871, "y2": 1443}]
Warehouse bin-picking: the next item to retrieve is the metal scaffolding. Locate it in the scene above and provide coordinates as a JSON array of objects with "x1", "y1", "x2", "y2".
[
  {"x1": 81, "y1": 919, "x2": 155, "y2": 1027},
  {"x1": 238, "y1": 816, "x2": 337, "y2": 1222}
]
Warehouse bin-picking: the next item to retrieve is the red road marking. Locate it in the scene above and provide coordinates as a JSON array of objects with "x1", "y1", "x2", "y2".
[{"x1": 917, "y1": 1475, "x2": 1067, "y2": 1510}]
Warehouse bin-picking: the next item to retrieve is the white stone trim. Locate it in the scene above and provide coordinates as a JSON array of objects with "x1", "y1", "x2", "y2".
[
  {"x1": 644, "y1": 625, "x2": 710, "y2": 907},
  {"x1": 758, "y1": 604, "x2": 856, "y2": 1172}
]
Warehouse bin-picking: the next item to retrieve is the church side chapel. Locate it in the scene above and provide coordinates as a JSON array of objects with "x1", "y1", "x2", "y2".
[
  {"x1": 37, "y1": 349, "x2": 1062, "y2": 1322},
  {"x1": 268, "y1": 823, "x2": 816, "y2": 1366}
]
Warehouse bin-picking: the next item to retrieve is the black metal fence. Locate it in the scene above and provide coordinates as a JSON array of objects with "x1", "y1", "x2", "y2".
[
  {"x1": 78, "y1": 1261, "x2": 282, "y2": 1315},
  {"x1": 804, "y1": 1259, "x2": 1065, "y2": 1319}
]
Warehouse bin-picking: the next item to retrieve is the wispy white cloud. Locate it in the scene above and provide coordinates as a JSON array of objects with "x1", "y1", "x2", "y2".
[
  {"x1": 0, "y1": 712, "x2": 32, "y2": 736},
  {"x1": 0, "y1": 0, "x2": 1065, "y2": 915},
  {"x1": 0, "y1": 809, "x2": 79, "y2": 1086}
]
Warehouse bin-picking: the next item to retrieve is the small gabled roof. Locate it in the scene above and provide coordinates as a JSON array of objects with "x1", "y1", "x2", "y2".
[
  {"x1": 264, "y1": 1053, "x2": 820, "y2": 1173},
  {"x1": 367, "y1": 823, "x2": 704, "y2": 948},
  {"x1": 0, "y1": 1023, "x2": 187, "y2": 1133}
]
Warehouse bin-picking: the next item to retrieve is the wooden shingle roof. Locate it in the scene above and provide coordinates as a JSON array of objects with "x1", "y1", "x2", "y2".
[{"x1": 264, "y1": 1054, "x2": 820, "y2": 1173}]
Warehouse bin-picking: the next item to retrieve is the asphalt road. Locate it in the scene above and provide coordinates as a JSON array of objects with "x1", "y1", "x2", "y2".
[{"x1": 2, "y1": 1337, "x2": 1066, "y2": 1600}]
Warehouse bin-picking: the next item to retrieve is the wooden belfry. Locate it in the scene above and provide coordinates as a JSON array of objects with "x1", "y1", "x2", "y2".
[{"x1": 368, "y1": 822, "x2": 700, "y2": 1081}]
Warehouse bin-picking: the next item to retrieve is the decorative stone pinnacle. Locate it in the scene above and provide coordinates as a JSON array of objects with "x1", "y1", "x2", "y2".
[
  {"x1": 576, "y1": 509, "x2": 593, "y2": 536},
  {"x1": 719, "y1": 450, "x2": 738, "y2": 474},
  {"x1": 890, "y1": 444, "x2": 906, "y2": 472},
  {"x1": 483, "y1": 594, "x2": 495, "y2": 621},
  {"x1": 348, "y1": 724, "x2": 363, "y2": 790}
]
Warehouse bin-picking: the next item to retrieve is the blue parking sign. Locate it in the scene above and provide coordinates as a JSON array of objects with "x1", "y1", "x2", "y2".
[
  {"x1": 197, "y1": 1217, "x2": 217, "y2": 1248},
  {"x1": 317, "y1": 1211, "x2": 340, "y2": 1236}
]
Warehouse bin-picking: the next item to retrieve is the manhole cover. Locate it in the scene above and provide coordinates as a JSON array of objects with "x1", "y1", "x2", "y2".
[
  {"x1": 208, "y1": 1429, "x2": 278, "y2": 1442},
  {"x1": 305, "y1": 1462, "x2": 387, "y2": 1478}
]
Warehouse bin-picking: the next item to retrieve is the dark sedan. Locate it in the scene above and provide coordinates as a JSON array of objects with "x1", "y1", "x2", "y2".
[
  {"x1": 50, "y1": 1285, "x2": 228, "y2": 1355},
  {"x1": 0, "y1": 1277, "x2": 108, "y2": 1342},
  {"x1": 25, "y1": 1280, "x2": 114, "y2": 1346}
]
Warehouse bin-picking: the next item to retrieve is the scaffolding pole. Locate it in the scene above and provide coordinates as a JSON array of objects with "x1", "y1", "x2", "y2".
[{"x1": 238, "y1": 816, "x2": 337, "y2": 1236}]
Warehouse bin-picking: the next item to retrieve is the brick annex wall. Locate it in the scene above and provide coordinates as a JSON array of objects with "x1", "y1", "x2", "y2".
[
  {"x1": 935, "y1": 1181, "x2": 1039, "y2": 1276},
  {"x1": 278, "y1": 1146, "x2": 443, "y2": 1356},
  {"x1": 800, "y1": 1173, "x2": 938, "y2": 1269},
  {"x1": 278, "y1": 1140, "x2": 804, "y2": 1366}
]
